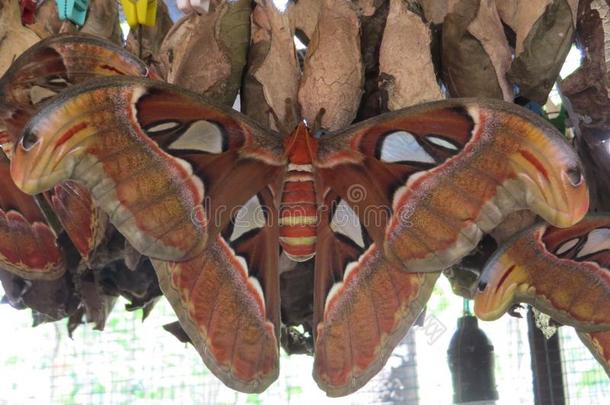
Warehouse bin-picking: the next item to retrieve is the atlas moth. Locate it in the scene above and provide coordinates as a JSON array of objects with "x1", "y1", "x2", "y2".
[
  {"x1": 0, "y1": 34, "x2": 157, "y2": 275},
  {"x1": 1, "y1": 35, "x2": 589, "y2": 396},
  {"x1": 475, "y1": 214, "x2": 610, "y2": 377}
]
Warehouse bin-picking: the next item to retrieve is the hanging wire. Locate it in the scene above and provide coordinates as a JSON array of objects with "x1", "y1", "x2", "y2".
[{"x1": 463, "y1": 298, "x2": 473, "y2": 316}]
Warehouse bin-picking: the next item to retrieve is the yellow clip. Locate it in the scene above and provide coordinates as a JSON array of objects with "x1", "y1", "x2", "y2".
[
  {"x1": 137, "y1": 0, "x2": 157, "y2": 26},
  {"x1": 120, "y1": 0, "x2": 157, "y2": 28}
]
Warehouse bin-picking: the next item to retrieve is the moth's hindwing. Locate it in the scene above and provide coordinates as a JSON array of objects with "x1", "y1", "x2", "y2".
[{"x1": 0, "y1": 153, "x2": 65, "y2": 280}]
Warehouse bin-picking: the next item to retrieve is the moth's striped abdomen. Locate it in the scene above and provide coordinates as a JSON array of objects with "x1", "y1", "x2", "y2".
[
  {"x1": 279, "y1": 164, "x2": 318, "y2": 261},
  {"x1": 280, "y1": 124, "x2": 319, "y2": 262}
]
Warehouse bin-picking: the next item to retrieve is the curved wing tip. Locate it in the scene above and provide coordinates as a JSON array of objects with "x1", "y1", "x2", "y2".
[
  {"x1": 189, "y1": 333, "x2": 280, "y2": 394},
  {"x1": 313, "y1": 371, "x2": 372, "y2": 398},
  {"x1": 216, "y1": 368, "x2": 279, "y2": 394}
]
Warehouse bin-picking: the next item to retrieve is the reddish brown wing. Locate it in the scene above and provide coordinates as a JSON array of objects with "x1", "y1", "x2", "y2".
[
  {"x1": 314, "y1": 255, "x2": 437, "y2": 396},
  {"x1": 311, "y1": 99, "x2": 588, "y2": 395},
  {"x1": 542, "y1": 218, "x2": 610, "y2": 376},
  {"x1": 49, "y1": 181, "x2": 109, "y2": 261},
  {"x1": 0, "y1": 151, "x2": 64, "y2": 279},
  {"x1": 0, "y1": 33, "x2": 155, "y2": 154},
  {"x1": 10, "y1": 77, "x2": 286, "y2": 392},
  {"x1": 538, "y1": 216, "x2": 610, "y2": 332},
  {"x1": 137, "y1": 116, "x2": 284, "y2": 391},
  {"x1": 313, "y1": 184, "x2": 439, "y2": 396},
  {"x1": 317, "y1": 99, "x2": 587, "y2": 273},
  {"x1": 154, "y1": 188, "x2": 281, "y2": 392},
  {"x1": 491, "y1": 215, "x2": 610, "y2": 375},
  {"x1": 542, "y1": 214, "x2": 610, "y2": 266},
  {"x1": 12, "y1": 77, "x2": 286, "y2": 261},
  {"x1": 542, "y1": 214, "x2": 610, "y2": 376},
  {"x1": 0, "y1": 33, "x2": 156, "y2": 261},
  {"x1": 577, "y1": 331, "x2": 610, "y2": 377},
  {"x1": 311, "y1": 186, "x2": 438, "y2": 396},
  {"x1": 474, "y1": 215, "x2": 610, "y2": 332}
]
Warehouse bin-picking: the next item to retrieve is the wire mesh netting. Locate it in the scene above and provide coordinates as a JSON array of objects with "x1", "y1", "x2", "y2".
[
  {"x1": 0, "y1": 277, "x2": 607, "y2": 405},
  {"x1": 560, "y1": 328, "x2": 610, "y2": 403}
]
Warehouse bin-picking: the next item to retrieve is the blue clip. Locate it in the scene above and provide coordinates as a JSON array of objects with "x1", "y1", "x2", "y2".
[
  {"x1": 523, "y1": 100, "x2": 545, "y2": 117},
  {"x1": 55, "y1": 0, "x2": 89, "y2": 26}
]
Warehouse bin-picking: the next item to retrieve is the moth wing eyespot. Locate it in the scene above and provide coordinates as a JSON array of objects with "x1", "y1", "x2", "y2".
[
  {"x1": 20, "y1": 131, "x2": 39, "y2": 151},
  {"x1": 566, "y1": 165, "x2": 583, "y2": 187}
]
